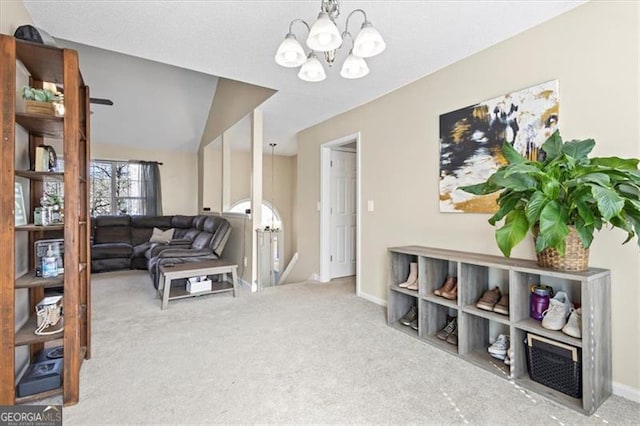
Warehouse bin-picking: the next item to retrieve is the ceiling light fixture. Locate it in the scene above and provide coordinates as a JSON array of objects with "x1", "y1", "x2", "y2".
[{"x1": 275, "y1": 0, "x2": 386, "y2": 82}]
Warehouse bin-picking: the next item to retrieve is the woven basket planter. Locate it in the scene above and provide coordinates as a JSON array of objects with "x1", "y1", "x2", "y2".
[{"x1": 535, "y1": 226, "x2": 589, "y2": 271}]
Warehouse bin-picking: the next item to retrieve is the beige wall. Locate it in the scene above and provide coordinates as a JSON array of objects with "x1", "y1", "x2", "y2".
[
  {"x1": 227, "y1": 150, "x2": 296, "y2": 265},
  {"x1": 92, "y1": 143, "x2": 198, "y2": 215},
  {"x1": 294, "y1": 1, "x2": 639, "y2": 393},
  {"x1": 197, "y1": 78, "x2": 276, "y2": 211},
  {"x1": 202, "y1": 138, "x2": 222, "y2": 213}
]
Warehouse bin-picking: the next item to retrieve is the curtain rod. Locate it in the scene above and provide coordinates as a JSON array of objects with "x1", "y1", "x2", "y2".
[
  {"x1": 94, "y1": 158, "x2": 163, "y2": 166},
  {"x1": 129, "y1": 160, "x2": 164, "y2": 166}
]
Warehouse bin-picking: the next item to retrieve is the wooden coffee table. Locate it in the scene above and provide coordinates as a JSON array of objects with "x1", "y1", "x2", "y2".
[{"x1": 158, "y1": 260, "x2": 239, "y2": 310}]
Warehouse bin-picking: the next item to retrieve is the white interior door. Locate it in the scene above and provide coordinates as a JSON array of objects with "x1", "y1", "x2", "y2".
[{"x1": 330, "y1": 150, "x2": 357, "y2": 278}]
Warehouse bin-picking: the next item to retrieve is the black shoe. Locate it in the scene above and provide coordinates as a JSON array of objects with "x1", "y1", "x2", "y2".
[{"x1": 399, "y1": 305, "x2": 418, "y2": 326}]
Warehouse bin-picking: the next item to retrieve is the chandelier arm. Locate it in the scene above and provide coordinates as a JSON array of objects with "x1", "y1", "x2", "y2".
[
  {"x1": 288, "y1": 18, "x2": 311, "y2": 35},
  {"x1": 344, "y1": 8, "x2": 368, "y2": 33},
  {"x1": 341, "y1": 30, "x2": 355, "y2": 51}
]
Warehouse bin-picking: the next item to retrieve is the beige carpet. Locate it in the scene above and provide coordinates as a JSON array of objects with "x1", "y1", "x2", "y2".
[{"x1": 40, "y1": 270, "x2": 638, "y2": 424}]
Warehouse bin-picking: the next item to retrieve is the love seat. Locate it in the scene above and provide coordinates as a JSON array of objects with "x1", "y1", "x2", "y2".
[{"x1": 91, "y1": 214, "x2": 231, "y2": 288}]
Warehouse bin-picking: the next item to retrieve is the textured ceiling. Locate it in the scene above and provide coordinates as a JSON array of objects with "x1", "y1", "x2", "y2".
[{"x1": 24, "y1": 1, "x2": 585, "y2": 155}]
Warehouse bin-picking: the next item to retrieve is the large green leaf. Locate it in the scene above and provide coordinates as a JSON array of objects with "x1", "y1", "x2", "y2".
[
  {"x1": 503, "y1": 163, "x2": 543, "y2": 178},
  {"x1": 489, "y1": 192, "x2": 521, "y2": 225},
  {"x1": 562, "y1": 139, "x2": 595, "y2": 160},
  {"x1": 538, "y1": 201, "x2": 570, "y2": 254},
  {"x1": 574, "y1": 219, "x2": 595, "y2": 249},
  {"x1": 495, "y1": 210, "x2": 529, "y2": 257},
  {"x1": 541, "y1": 130, "x2": 563, "y2": 161},
  {"x1": 490, "y1": 172, "x2": 537, "y2": 192},
  {"x1": 591, "y1": 157, "x2": 639, "y2": 170},
  {"x1": 525, "y1": 191, "x2": 549, "y2": 226},
  {"x1": 575, "y1": 200, "x2": 596, "y2": 226},
  {"x1": 459, "y1": 181, "x2": 496, "y2": 195},
  {"x1": 590, "y1": 185, "x2": 624, "y2": 220},
  {"x1": 567, "y1": 172, "x2": 610, "y2": 188},
  {"x1": 501, "y1": 141, "x2": 526, "y2": 164},
  {"x1": 618, "y1": 183, "x2": 640, "y2": 199}
]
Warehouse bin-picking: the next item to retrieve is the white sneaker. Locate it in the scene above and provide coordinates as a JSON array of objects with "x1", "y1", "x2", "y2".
[
  {"x1": 488, "y1": 334, "x2": 509, "y2": 360},
  {"x1": 562, "y1": 307, "x2": 582, "y2": 338},
  {"x1": 541, "y1": 291, "x2": 572, "y2": 331}
]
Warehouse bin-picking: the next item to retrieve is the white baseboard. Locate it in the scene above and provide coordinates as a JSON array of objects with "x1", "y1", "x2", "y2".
[
  {"x1": 613, "y1": 381, "x2": 640, "y2": 403},
  {"x1": 358, "y1": 290, "x2": 387, "y2": 307},
  {"x1": 309, "y1": 273, "x2": 320, "y2": 282}
]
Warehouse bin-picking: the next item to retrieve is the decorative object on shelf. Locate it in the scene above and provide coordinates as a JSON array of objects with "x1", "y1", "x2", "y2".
[
  {"x1": 34, "y1": 239, "x2": 64, "y2": 277},
  {"x1": 34, "y1": 145, "x2": 58, "y2": 172},
  {"x1": 460, "y1": 131, "x2": 640, "y2": 271},
  {"x1": 440, "y1": 80, "x2": 559, "y2": 213},
  {"x1": 14, "y1": 183, "x2": 26, "y2": 226},
  {"x1": 21, "y1": 85, "x2": 63, "y2": 117},
  {"x1": 34, "y1": 295, "x2": 63, "y2": 335},
  {"x1": 275, "y1": 0, "x2": 385, "y2": 81}
]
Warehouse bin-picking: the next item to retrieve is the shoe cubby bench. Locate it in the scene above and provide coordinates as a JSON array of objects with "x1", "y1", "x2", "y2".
[{"x1": 387, "y1": 245, "x2": 611, "y2": 415}]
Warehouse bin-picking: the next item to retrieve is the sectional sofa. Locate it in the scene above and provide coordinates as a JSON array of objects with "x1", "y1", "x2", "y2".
[{"x1": 91, "y1": 214, "x2": 231, "y2": 288}]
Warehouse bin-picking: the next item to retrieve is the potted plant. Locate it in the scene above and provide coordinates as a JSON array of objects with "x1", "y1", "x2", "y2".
[
  {"x1": 21, "y1": 85, "x2": 62, "y2": 116},
  {"x1": 461, "y1": 130, "x2": 640, "y2": 271}
]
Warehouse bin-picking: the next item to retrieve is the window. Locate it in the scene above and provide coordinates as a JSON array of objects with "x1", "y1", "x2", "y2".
[
  {"x1": 228, "y1": 200, "x2": 282, "y2": 230},
  {"x1": 90, "y1": 160, "x2": 145, "y2": 216}
]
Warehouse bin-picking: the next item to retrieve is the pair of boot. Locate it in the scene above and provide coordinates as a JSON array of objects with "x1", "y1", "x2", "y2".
[
  {"x1": 398, "y1": 262, "x2": 418, "y2": 291},
  {"x1": 433, "y1": 276, "x2": 457, "y2": 300}
]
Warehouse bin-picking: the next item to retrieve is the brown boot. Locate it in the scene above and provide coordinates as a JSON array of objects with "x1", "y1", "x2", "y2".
[
  {"x1": 493, "y1": 294, "x2": 509, "y2": 315},
  {"x1": 434, "y1": 276, "x2": 457, "y2": 296},
  {"x1": 441, "y1": 282, "x2": 458, "y2": 300}
]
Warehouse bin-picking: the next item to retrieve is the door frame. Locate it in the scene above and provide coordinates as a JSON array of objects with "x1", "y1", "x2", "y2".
[{"x1": 319, "y1": 132, "x2": 361, "y2": 296}]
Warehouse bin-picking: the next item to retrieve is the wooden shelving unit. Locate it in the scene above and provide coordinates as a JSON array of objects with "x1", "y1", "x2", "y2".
[
  {"x1": 0, "y1": 35, "x2": 91, "y2": 406},
  {"x1": 387, "y1": 246, "x2": 611, "y2": 415}
]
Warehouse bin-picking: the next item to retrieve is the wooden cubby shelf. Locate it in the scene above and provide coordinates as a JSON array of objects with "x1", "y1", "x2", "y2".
[
  {"x1": 15, "y1": 113, "x2": 64, "y2": 138},
  {"x1": 15, "y1": 170, "x2": 64, "y2": 181},
  {"x1": 15, "y1": 316, "x2": 64, "y2": 346},
  {"x1": 1, "y1": 34, "x2": 91, "y2": 406},
  {"x1": 15, "y1": 223, "x2": 64, "y2": 231},
  {"x1": 15, "y1": 271, "x2": 64, "y2": 289},
  {"x1": 387, "y1": 246, "x2": 611, "y2": 415}
]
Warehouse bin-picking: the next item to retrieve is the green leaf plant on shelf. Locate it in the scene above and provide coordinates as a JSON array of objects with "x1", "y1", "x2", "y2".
[
  {"x1": 21, "y1": 85, "x2": 61, "y2": 102},
  {"x1": 460, "y1": 130, "x2": 640, "y2": 271}
]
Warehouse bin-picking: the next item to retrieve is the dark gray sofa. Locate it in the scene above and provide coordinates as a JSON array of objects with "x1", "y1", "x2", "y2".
[{"x1": 91, "y1": 214, "x2": 231, "y2": 288}]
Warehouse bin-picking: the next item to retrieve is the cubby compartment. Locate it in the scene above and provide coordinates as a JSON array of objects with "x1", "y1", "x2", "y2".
[
  {"x1": 458, "y1": 312, "x2": 511, "y2": 377},
  {"x1": 422, "y1": 257, "x2": 459, "y2": 305},
  {"x1": 390, "y1": 252, "x2": 419, "y2": 294},
  {"x1": 510, "y1": 270, "x2": 583, "y2": 347},
  {"x1": 460, "y1": 263, "x2": 510, "y2": 322},
  {"x1": 419, "y1": 300, "x2": 459, "y2": 355},
  {"x1": 387, "y1": 288, "x2": 419, "y2": 337}
]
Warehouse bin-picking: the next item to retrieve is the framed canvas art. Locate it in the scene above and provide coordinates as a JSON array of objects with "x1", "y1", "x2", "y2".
[{"x1": 439, "y1": 80, "x2": 559, "y2": 213}]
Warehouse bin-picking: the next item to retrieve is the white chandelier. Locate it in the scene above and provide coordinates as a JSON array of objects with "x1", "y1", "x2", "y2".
[{"x1": 275, "y1": 0, "x2": 386, "y2": 82}]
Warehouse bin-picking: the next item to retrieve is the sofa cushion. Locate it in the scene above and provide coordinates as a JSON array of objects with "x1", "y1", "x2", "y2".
[
  {"x1": 131, "y1": 216, "x2": 173, "y2": 245},
  {"x1": 149, "y1": 227, "x2": 175, "y2": 243},
  {"x1": 94, "y1": 216, "x2": 131, "y2": 244},
  {"x1": 191, "y1": 232, "x2": 213, "y2": 250},
  {"x1": 92, "y1": 243, "x2": 132, "y2": 259},
  {"x1": 171, "y1": 215, "x2": 194, "y2": 229}
]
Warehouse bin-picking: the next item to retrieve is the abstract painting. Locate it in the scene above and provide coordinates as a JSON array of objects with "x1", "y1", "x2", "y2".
[{"x1": 439, "y1": 80, "x2": 559, "y2": 213}]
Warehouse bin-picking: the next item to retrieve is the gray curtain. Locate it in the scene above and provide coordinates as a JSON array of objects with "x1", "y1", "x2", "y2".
[{"x1": 140, "y1": 161, "x2": 162, "y2": 215}]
